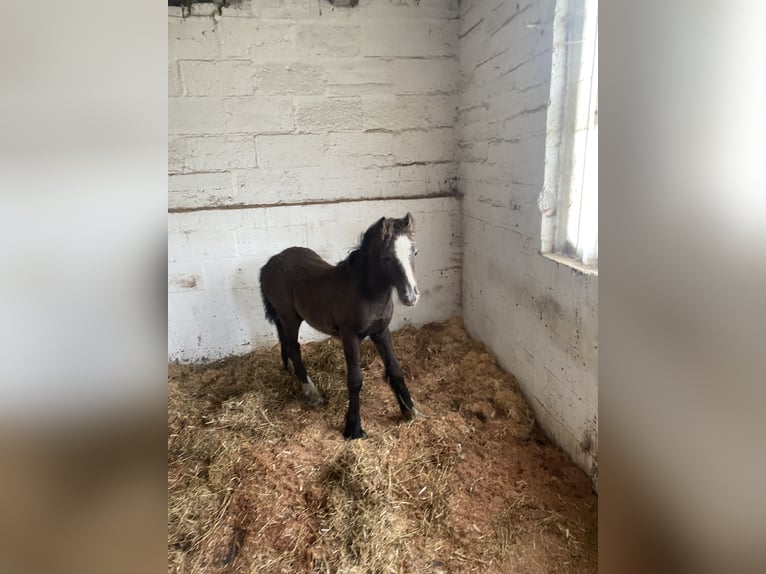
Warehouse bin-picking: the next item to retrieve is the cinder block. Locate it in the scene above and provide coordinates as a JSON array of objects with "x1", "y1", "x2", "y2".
[
  {"x1": 361, "y1": 19, "x2": 457, "y2": 57},
  {"x1": 168, "y1": 229, "x2": 238, "y2": 262},
  {"x1": 392, "y1": 59, "x2": 458, "y2": 94},
  {"x1": 361, "y1": 0, "x2": 459, "y2": 20},
  {"x1": 218, "y1": 19, "x2": 295, "y2": 59},
  {"x1": 362, "y1": 95, "x2": 456, "y2": 130},
  {"x1": 169, "y1": 172, "x2": 236, "y2": 209},
  {"x1": 168, "y1": 137, "x2": 188, "y2": 174},
  {"x1": 249, "y1": 0, "x2": 316, "y2": 19},
  {"x1": 296, "y1": 23, "x2": 360, "y2": 57},
  {"x1": 295, "y1": 97, "x2": 363, "y2": 132},
  {"x1": 397, "y1": 128, "x2": 455, "y2": 163},
  {"x1": 168, "y1": 173, "x2": 234, "y2": 197},
  {"x1": 169, "y1": 97, "x2": 228, "y2": 135},
  {"x1": 221, "y1": 0, "x2": 317, "y2": 19},
  {"x1": 237, "y1": 225, "x2": 308, "y2": 257},
  {"x1": 169, "y1": 62, "x2": 183, "y2": 97},
  {"x1": 327, "y1": 132, "x2": 397, "y2": 168},
  {"x1": 169, "y1": 17, "x2": 218, "y2": 60},
  {"x1": 224, "y1": 97, "x2": 295, "y2": 134},
  {"x1": 255, "y1": 62, "x2": 326, "y2": 95},
  {"x1": 233, "y1": 168, "x2": 303, "y2": 205},
  {"x1": 180, "y1": 60, "x2": 255, "y2": 96},
  {"x1": 190, "y1": 2, "x2": 218, "y2": 17},
  {"x1": 184, "y1": 135, "x2": 258, "y2": 172},
  {"x1": 168, "y1": 261, "x2": 205, "y2": 292},
  {"x1": 325, "y1": 58, "x2": 394, "y2": 95},
  {"x1": 256, "y1": 134, "x2": 327, "y2": 168}
]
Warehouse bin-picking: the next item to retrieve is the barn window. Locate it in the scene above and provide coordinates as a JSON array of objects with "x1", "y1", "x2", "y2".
[{"x1": 539, "y1": 0, "x2": 598, "y2": 270}]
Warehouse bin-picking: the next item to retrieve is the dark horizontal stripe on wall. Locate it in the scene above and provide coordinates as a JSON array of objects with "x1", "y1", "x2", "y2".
[{"x1": 168, "y1": 191, "x2": 460, "y2": 214}]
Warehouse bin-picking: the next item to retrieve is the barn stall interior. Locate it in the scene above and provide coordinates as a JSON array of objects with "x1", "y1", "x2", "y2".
[{"x1": 168, "y1": 0, "x2": 598, "y2": 572}]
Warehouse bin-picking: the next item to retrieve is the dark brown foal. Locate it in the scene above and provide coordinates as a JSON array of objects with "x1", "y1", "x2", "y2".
[{"x1": 259, "y1": 214, "x2": 423, "y2": 439}]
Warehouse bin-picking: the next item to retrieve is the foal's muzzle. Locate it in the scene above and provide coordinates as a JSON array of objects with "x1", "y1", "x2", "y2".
[{"x1": 400, "y1": 284, "x2": 420, "y2": 306}]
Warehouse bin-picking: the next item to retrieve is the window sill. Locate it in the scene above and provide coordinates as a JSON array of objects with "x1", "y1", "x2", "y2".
[{"x1": 542, "y1": 252, "x2": 598, "y2": 276}]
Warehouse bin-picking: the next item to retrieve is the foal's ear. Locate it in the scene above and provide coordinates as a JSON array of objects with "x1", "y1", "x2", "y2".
[{"x1": 397, "y1": 212, "x2": 414, "y2": 233}]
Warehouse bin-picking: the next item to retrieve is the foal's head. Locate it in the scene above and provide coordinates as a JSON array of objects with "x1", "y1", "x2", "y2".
[{"x1": 360, "y1": 213, "x2": 420, "y2": 306}]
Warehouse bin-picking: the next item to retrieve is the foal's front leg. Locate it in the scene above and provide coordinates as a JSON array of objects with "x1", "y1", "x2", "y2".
[
  {"x1": 370, "y1": 327, "x2": 422, "y2": 421},
  {"x1": 341, "y1": 331, "x2": 366, "y2": 439}
]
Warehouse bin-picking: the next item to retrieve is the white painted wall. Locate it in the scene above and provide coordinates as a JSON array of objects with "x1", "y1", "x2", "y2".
[
  {"x1": 168, "y1": 0, "x2": 462, "y2": 362},
  {"x1": 457, "y1": 0, "x2": 598, "y2": 478}
]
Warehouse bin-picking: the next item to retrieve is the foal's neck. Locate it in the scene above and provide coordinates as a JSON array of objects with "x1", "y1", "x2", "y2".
[{"x1": 348, "y1": 249, "x2": 393, "y2": 302}]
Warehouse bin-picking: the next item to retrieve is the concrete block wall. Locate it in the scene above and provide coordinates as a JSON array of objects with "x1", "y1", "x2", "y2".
[
  {"x1": 168, "y1": 0, "x2": 462, "y2": 362},
  {"x1": 457, "y1": 0, "x2": 598, "y2": 478}
]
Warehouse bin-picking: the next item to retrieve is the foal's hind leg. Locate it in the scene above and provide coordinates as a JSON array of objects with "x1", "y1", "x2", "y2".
[
  {"x1": 280, "y1": 313, "x2": 325, "y2": 407},
  {"x1": 274, "y1": 318, "x2": 289, "y2": 371},
  {"x1": 370, "y1": 327, "x2": 422, "y2": 421}
]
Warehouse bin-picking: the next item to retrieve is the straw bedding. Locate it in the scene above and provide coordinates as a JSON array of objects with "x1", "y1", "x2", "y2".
[{"x1": 168, "y1": 318, "x2": 597, "y2": 573}]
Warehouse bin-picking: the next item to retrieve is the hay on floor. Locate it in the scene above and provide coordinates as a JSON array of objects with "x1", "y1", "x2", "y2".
[{"x1": 168, "y1": 318, "x2": 597, "y2": 573}]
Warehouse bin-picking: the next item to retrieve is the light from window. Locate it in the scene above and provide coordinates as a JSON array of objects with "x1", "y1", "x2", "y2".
[{"x1": 540, "y1": 0, "x2": 598, "y2": 269}]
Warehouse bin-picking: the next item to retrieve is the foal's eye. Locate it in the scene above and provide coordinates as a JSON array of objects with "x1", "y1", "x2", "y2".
[{"x1": 413, "y1": 249, "x2": 419, "y2": 256}]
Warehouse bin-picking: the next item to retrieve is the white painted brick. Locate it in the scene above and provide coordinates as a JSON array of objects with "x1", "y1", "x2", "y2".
[
  {"x1": 180, "y1": 60, "x2": 255, "y2": 96},
  {"x1": 222, "y1": 0, "x2": 317, "y2": 19},
  {"x1": 295, "y1": 97, "x2": 363, "y2": 132},
  {"x1": 168, "y1": 172, "x2": 236, "y2": 209},
  {"x1": 181, "y1": 208, "x2": 267, "y2": 232},
  {"x1": 168, "y1": 261, "x2": 205, "y2": 292},
  {"x1": 223, "y1": 97, "x2": 294, "y2": 133},
  {"x1": 362, "y1": 95, "x2": 456, "y2": 130},
  {"x1": 168, "y1": 212, "x2": 201, "y2": 233},
  {"x1": 255, "y1": 62, "x2": 326, "y2": 95},
  {"x1": 296, "y1": 23, "x2": 360, "y2": 57},
  {"x1": 397, "y1": 128, "x2": 455, "y2": 163},
  {"x1": 219, "y1": 3, "x2": 255, "y2": 18},
  {"x1": 169, "y1": 62, "x2": 182, "y2": 97},
  {"x1": 190, "y1": 2, "x2": 218, "y2": 17},
  {"x1": 168, "y1": 6, "x2": 184, "y2": 18},
  {"x1": 168, "y1": 173, "x2": 234, "y2": 200},
  {"x1": 325, "y1": 59, "x2": 394, "y2": 95},
  {"x1": 361, "y1": 0, "x2": 459, "y2": 20},
  {"x1": 201, "y1": 257, "x2": 263, "y2": 292},
  {"x1": 392, "y1": 59, "x2": 458, "y2": 94},
  {"x1": 168, "y1": 137, "x2": 188, "y2": 174},
  {"x1": 169, "y1": 97, "x2": 228, "y2": 135},
  {"x1": 184, "y1": 135, "x2": 258, "y2": 172},
  {"x1": 361, "y1": 19, "x2": 457, "y2": 57},
  {"x1": 295, "y1": 162, "x2": 456, "y2": 201},
  {"x1": 232, "y1": 168, "x2": 303, "y2": 204},
  {"x1": 456, "y1": 139, "x2": 488, "y2": 164},
  {"x1": 168, "y1": 230, "x2": 238, "y2": 263},
  {"x1": 327, "y1": 132, "x2": 397, "y2": 168},
  {"x1": 218, "y1": 19, "x2": 295, "y2": 59},
  {"x1": 458, "y1": 1, "x2": 485, "y2": 38},
  {"x1": 237, "y1": 225, "x2": 308, "y2": 257},
  {"x1": 169, "y1": 17, "x2": 218, "y2": 60},
  {"x1": 256, "y1": 134, "x2": 327, "y2": 168}
]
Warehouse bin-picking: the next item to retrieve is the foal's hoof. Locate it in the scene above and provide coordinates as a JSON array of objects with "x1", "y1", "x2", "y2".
[
  {"x1": 343, "y1": 426, "x2": 367, "y2": 440},
  {"x1": 403, "y1": 405, "x2": 425, "y2": 421},
  {"x1": 303, "y1": 391, "x2": 325, "y2": 408}
]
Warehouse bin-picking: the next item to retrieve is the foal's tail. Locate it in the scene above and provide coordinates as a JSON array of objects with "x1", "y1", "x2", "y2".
[{"x1": 259, "y1": 267, "x2": 279, "y2": 325}]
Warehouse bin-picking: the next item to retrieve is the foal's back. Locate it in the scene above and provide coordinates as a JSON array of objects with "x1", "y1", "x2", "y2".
[
  {"x1": 261, "y1": 246, "x2": 351, "y2": 334},
  {"x1": 261, "y1": 247, "x2": 336, "y2": 297}
]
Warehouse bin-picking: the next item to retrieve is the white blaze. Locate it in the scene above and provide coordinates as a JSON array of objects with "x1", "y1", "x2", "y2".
[{"x1": 394, "y1": 235, "x2": 417, "y2": 294}]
